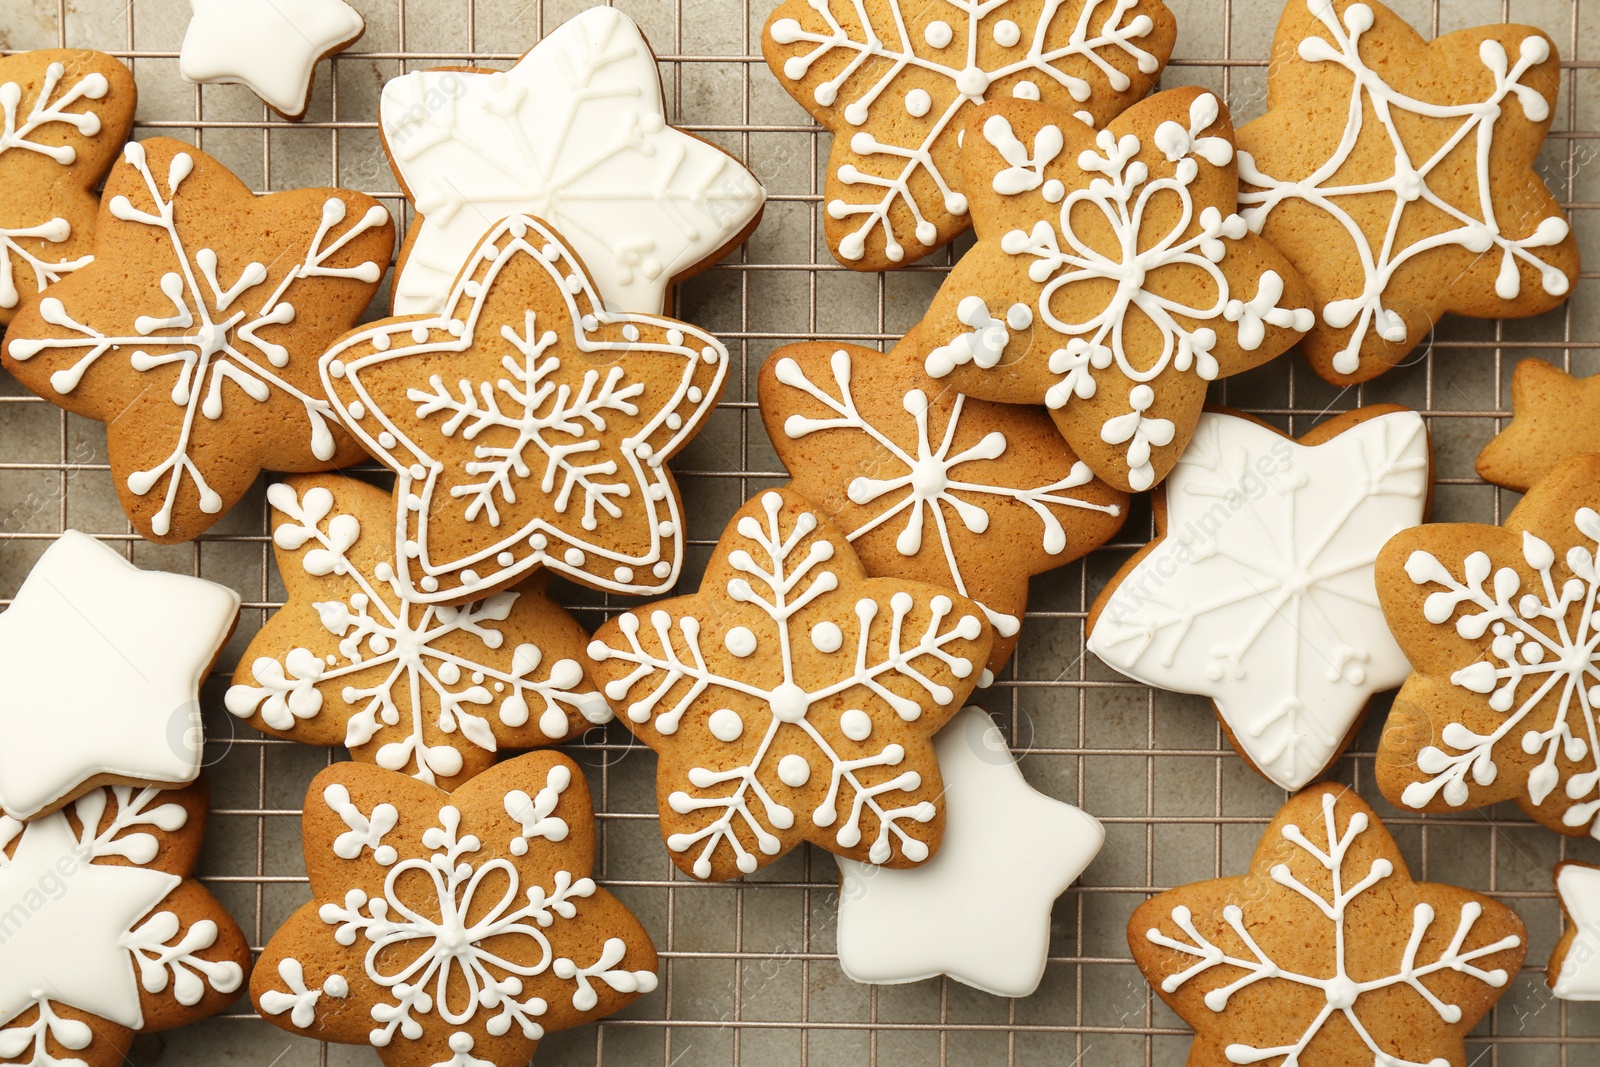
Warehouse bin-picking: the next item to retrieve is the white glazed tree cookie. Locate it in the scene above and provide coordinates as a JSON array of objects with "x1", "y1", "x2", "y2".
[{"x1": 179, "y1": 0, "x2": 364, "y2": 120}]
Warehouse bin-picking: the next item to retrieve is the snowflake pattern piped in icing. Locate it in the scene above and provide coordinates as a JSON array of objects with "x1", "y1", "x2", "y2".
[
  {"x1": 589, "y1": 489, "x2": 991, "y2": 880},
  {"x1": 320, "y1": 213, "x2": 728, "y2": 605},
  {"x1": 764, "y1": 0, "x2": 1172, "y2": 265},
  {"x1": 1138, "y1": 787, "x2": 1524, "y2": 1067},
  {"x1": 225, "y1": 478, "x2": 612, "y2": 787},
  {"x1": 1237, "y1": 0, "x2": 1575, "y2": 380}
]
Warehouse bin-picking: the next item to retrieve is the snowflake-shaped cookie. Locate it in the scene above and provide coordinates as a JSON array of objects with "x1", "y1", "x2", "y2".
[
  {"x1": 589, "y1": 489, "x2": 992, "y2": 880},
  {"x1": 226, "y1": 476, "x2": 612, "y2": 790},
  {"x1": 320, "y1": 213, "x2": 728, "y2": 606},
  {"x1": 1, "y1": 137, "x2": 393, "y2": 543},
  {"x1": 1376, "y1": 454, "x2": 1600, "y2": 840},
  {"x1": 760, "y1": 340, "x2": 1125, "y2": 680},
  {"x1": 1475, "y1": 359, "x2": 1600, "y2": 493},
  {"x1": 915, "y1": 88, "x2": 1313, "y2": 492},
  {"x1": 0, "y1": 50, "x2": 134, "y2": 325},
  {"x1": 1236, "y1": 0, "x2": 1579, "y2": 384},
  {"x1": 0, "y1": 781, "x2": 251, "y2": 1067},
  {"x1": 762, "y1": 0, "x2": 1175, "y2": 269},
  {"x1": 382, "y1": 5, "x2": 765, "y2": 316},
  {"x1": 252, "y1": 753, "x2": 658, "y2": 1066},
  {"x1": 1133, "y1": 785, "x2": 1525, "y2": 1067},
  {"x1": 1088, "y1": 408, "x2": 1430, "y2": 791}
]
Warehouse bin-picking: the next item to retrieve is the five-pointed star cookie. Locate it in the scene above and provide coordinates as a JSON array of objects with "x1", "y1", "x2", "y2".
[
  {"x1": 0, "y1": 531, "x2": 239, "y2": 822},
  {"x1": 380, "y1": 5, "x2": 765, "y2": 316},
  {"x1": 0, "y1": 49, "x2": 136, "y2": 325},
  {"x1": 589, "y1": 489, "x2": 993, "y2": 881},
  {"x1": 1236, "y1": 0, "x2": 1580, "y2": 385},
  {"x1": 835, "y1": 706, "x2": 1103, "y2": 998},
  {"x1": 179, "y1": 0, "x2": 364, "y2": 121},
  {"x1": 913, "y1": 88, "x2": 1313, "y2": 492},
  {"x1": 252, "y1": 753, "x2": 658, "y2": 1066},
  {"x1": 1375, "y1": 454, "x2": 1600, "y2": 840},
  {"x1": 0, "y1": 780, "x2": 251, "y2": 1067},
  {"x1": 1, "y1": 137, "x2": 393, "y2": 543},
  {"x1": 1475, "y1": 359, "x2": 1600, "y2": 492},
  {"x1": 320, "y1": 213, "x2": 728, "y2": 606},
  {"x1": 761, "y1": 341, "x2": 1126, "y2": 680},
  {"x1": 761, "y1": 0, "x2": 1175, "y2": 269},
  {"x1": 1550, "y1": 862, "x2": 1600, "y2": 1001},
  {"x1": 1132, "y1": 785, "x2": 1525, "y2": 1067},
  {"x1": 226, "y1": 475, "x2": 613, "y2": 790},
  {"x1": 1088, "y1": 408, "x2": 1431, "y2": 792}
]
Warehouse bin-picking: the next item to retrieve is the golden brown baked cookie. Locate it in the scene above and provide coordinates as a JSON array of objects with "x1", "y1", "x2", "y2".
[
  {"x1": 1236, "y1": 0, "x2": 1580, "y2": 385},
  {"x1": 1475, "y1": 359, "x2": 1600, "y2": 492},
  {"x1": 588, "y1": 488, "x2": 993, "y2": 881},
  {"x1": 1131, "y1": 785, "x2": 1526, "y2": 1067}
]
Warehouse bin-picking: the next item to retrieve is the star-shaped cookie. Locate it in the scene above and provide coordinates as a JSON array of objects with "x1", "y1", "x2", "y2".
[
  {"x1": 380, "y1": 5, "x2": 765, "y2": 316},
  {"x1": 1236, "y1": 0, "x2": 1579, "y2": 385},
  {"x1": 179, "y1": 0, "x2": 364, "y2": 120},
  {"x1": 0, "y1": 531, "x2": 239, "y2": 822},
  {"x1": 589, "y1": 489, "x2": 993, "y2": 881},
  {"x1": 0, "y1": 780, "x2": 251, "y2": 1067},
  {"x1": 1376, "y1": 453, "x2": 1600, "y2": 839},
  {"x1": 1132, "y1": 785, "x2": 1525, "y2": 1067},
  {"x1": 913, "y1": 88, "x2": 1313, "y2": 492},
  {"x1": 835, "y1": 706, "x2": 1103, "y2": 998},
  {"x1": 1, "y1": 137, "x2": 393, "y2": 543},
  {"x1": 319, "y1": 213, "x2": 728, "y2": 605},
  {"x1": 0, "y1": 49, "x2": 136, "y2": 325},
  {"x1": 252, "y1": 753, "x2": 658, "y2": 1066},
  {"x1": 1550, "y1": 862, "x2": 1600, "y2": 1001},
  {"x1": 760, "y1": 341, "x2": 1126, "y2": 680},
  {"x1": 1475, "y1": 359, "x2": 1600, "y2": 492}
]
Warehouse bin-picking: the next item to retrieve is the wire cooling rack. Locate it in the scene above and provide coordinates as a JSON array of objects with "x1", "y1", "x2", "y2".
[{"x1": 3, "y1": 0, "x2": 1599, "y2": 1063}]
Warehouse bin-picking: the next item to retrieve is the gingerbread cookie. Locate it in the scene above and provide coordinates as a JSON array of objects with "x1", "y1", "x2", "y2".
[
  {"x1": 2, "y1": 137, "x2": 393, "y2": 543},
  {"x1": 252, "y1": 753, "x2": 658, "y2": 1065},
  {"x1": 0, "y1": 780, "x2": 251, "y2": 1067},
  {"x1": 1550, "y1": 862, "x2": 1600, "y2": 1001},
  {"x1": 588, "y1": 488, "x2": 992, "y2": 881},
  {"x1": 1132, "y1": 785, "x2": 1526, "y2": 1067},
  {"x1": 0, "y1": 50, "x2": 134, "y2": 326},
  {"x1": 179, "y1": 0, "x2": 364, "y2": 121},
  {"x1": 320, "y1": 213, "x2": 727, "y2": 606},
  {"x1": 914, "y1": 88, "x2": 1313, "y2": 492},
  {"x1": 226, "y1": 475, "x2": 613, "y2": 790},
  {"x1": 1376, "y1": 453, "x2": 1600, "y2": 839},
  {"x1": 761, "y1": 341, "x2": 1125, "y2": 681},
  {"x1": 1088, "y1": 407, "x2": 1431, "y2": 792},
  {"x1": 762, "y1": 0, "x2": 1175, "y2": 268},
  {"x1": 1475, "y1": 359, "x2": 1600, "y2": 492},
  {"x1": 1236, "y1": 0, "x2": 1579, "y2": 385},
  {"x1": 381, "y1": 6, "x2": 765, "y2": 317},
  {"x1": 0, "y1": 530, "x2": 240, "y2": 822}
]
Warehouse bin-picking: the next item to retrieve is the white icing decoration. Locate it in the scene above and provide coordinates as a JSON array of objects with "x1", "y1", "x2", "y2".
[
  {"x1": 1147, "y1": 791, "x2": 1521, "y2": 1062},
  {"x1": 590, "y1": 490, "x2": 987, "y2": 878},
  {"x1": 836, "y1": 706, "x2": 1102, "y2": 997},
  {"x1": 1088, "y1": 411, "x2": 1428, "y2": 791},
  {"x1": 5, "y1": 142, "x2": 388, "y2": 538},
  {"x1": 1238, "y1": 1, "x2": 1570, "y2": 376},
  {"x1": 839, "y1": 708, "x2": 872, "y2": 741},
  {"x1": 0, "y1": 60, "x2": 113, "y2": 309},
  {"x1": 318, "y1": 801, "x2": 657, "y2": 1046},
  {"x1": 0, "y1": 786, "x2": 241, "y2": 1037},
  {"x1": 320, "y1": 214, "x2": 728, "y2": 603},
  {"x1": 709, "y1": 708, "x2": 744, "y2": 743},
  {"x1": 381, "y1": 6, "x2": 764, "y2": 316},
  {"x1": 904, "y1": 88, "x2": 932, "y2": 118},
  {"x1": 928, "y1": 94, "x2": 1313, "y2": 491},
  {"x1": 259, "y1": 959, "x2": 350, "y2": 1029},
  {"x1": 1399, "y1": 506, "x2": 1600, "y2": 833},
  {"x1": 1554, "y1": 864, "x2": 1600, "y2": 1000},
  {"x1": 769, "y1": 0, "x2": 1164, "y2": 261},
  {"x1": 225, "y1": 482, "x2": 612, "y2": 783},
  {"x1": 429, "y1": 1032, "x2": 495, "y2": 1067},
  {"x1": 323, "y1": 783, "x2": 399, "y2": 866},
  {"x1": 506, "y1": 763, "x2": 572, "y2": 855},
  {"x1": 811, "y1": 621, "x2": 844, "y2": 653},
  {"x1": 0, "y1": 531, "x2": 238, "y2": 822},
  {"x1": 776, "y1": 348, "x2": 1120, "y2": 639},
  {"x1": 725, "y1": 626, "x2": 758, "y2": 658},
  {"x1": 178, "y1": 0, "x2": 363, "y2": 118}
]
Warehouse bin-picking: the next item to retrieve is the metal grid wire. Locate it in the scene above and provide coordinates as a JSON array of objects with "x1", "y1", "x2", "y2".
[{"x1": 3, "y1": 0, "x2": 1598, "y2": 1063}]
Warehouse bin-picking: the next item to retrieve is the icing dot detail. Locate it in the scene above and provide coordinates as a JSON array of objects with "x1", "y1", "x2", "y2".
[
  {"x1": 992, "y1": 19, "x2": 1021, "y2": 46},
  {"x1": 840, "y1": 708, "x2": 872, "y2": 742},
  {"x1": 904, "y1": 89, "x2": 931, "y2": 118},
  {"x1": 708, "y1": 708, "x2": 744, "y2": 742},
  {"x1": 777, "y1": 753, "x2": 811, "y2": 787},
  {"x1": 811, "y1": 621, "x2": 843, "y2": 653},
  {"x1": 725, "y1": 626, "x2": 758, "y2": 658},
  {"x1": 923, "y1": 20, "x2": 953, "y2": 49}
]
